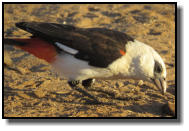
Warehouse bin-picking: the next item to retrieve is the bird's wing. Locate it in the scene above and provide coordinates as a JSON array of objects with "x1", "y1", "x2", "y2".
[{"x1": 16, "y1": 22, "x2": 134, "y2": 67}]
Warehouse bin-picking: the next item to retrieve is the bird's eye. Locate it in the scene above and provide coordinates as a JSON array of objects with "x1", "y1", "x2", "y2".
[{"x1": 154, "y1": 61, "x2": 162, "y2": 73}]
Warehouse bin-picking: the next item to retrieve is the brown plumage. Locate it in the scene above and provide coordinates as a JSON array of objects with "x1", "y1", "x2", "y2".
[{"x1": 16, "y1": 22, "x2": 134, "y2": 67}]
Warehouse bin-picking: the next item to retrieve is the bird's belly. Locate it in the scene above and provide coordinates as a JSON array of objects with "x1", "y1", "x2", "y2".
[
  {"x1": 51, "y1": 53, "x2": 116, "y2": 81},
  {"x1": 51, "y1": 53, "x2": 106, "y2": 80}
]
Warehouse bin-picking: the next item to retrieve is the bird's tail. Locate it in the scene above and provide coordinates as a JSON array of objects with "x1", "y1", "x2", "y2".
[{"x1": 4, "y1": 37, "x2": 57, "y2": 63}]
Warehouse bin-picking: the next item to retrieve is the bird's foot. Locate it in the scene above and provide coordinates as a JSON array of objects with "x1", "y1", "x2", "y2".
[
  {"x1": 82, "y1": 79, "x2": 95, "y2": 89},
  {"x1": 68, "y1": 80, "x2": 80, "y2": 87}
]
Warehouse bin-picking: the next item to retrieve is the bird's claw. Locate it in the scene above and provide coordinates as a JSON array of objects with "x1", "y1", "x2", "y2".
[
  {"x1": 68, "y1": 80, "x2": 80, "y2": 87},
  {"x1": 82, "y1": 79, "x2": 95, "y2": 88}
]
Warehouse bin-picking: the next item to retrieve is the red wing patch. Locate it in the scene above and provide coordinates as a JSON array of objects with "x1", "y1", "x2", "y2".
[
  {"x1": 14, "y1": 38, "x2": 57, "y2": 63},
  {"x1": 119, "y1": 50, "x2": 126, "y2": 56}
]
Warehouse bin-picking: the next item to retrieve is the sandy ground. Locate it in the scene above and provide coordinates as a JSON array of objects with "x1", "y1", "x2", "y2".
[{"x1": 4, "y1": 4, "x2": 175, "y2": 117}]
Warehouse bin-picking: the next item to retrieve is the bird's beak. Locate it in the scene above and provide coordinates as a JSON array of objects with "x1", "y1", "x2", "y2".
[{"x1": 153, "y1": 78, "x2": 167, "y2": 95}]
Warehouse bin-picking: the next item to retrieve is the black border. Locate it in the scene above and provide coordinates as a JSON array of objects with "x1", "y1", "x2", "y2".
[{"x1": 2, "y1": 2, "x2": 179, "y2": 121}]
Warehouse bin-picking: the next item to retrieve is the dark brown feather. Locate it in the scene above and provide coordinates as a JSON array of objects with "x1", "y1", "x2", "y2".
[{"x1": 16, "y1": 22, "x2": 134, "y2": 67}]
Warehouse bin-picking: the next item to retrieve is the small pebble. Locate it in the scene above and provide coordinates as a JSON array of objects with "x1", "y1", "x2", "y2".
[{"x1": 137, "y1": 80, "x2": 144, "y2": 86}]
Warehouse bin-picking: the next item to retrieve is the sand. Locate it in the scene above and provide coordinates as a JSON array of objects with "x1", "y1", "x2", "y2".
[{"x1": 4, "y1": 4, "x2": 175, "y2": 117}]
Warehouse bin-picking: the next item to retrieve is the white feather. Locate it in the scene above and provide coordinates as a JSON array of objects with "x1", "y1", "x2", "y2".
[
  {"x1": 55, "y1": 42, "x2": 78, "y2": 55},
  {"x1": 108, "y1": 40, "x2": 166, "y2": 81},
  {"x1": 51, "y1": 53, "x2": 112, "y2": 81}
]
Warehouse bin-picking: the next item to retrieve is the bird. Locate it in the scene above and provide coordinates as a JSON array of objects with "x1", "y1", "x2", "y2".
[{"x1": 4, "y1": 22, "x2": 167, "y2": 95}]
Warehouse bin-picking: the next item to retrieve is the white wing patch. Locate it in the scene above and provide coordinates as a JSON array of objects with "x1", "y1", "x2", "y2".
[{"x1": 55, "y1": 42, "x2": 78, "y2": 55}]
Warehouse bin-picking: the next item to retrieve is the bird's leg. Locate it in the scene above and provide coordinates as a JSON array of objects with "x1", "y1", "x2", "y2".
[
  {"x1": 82, "y1": 78, "x2": 95, "y2": 88},
  {"x1": 68, "y1": 80, "x2": 80, "y2": 87},
  {"x1": 68, "y1": 79, "x2": 100, "y2": 103}
]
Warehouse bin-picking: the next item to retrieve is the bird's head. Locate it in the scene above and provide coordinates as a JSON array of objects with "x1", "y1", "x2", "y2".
[
  {"x1": 123, "y1": 40, "x2": 167, "y2": 94},
  {"x1": 150, "y1": 56, "x2": 167, "y2": 95}
]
